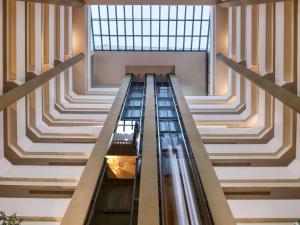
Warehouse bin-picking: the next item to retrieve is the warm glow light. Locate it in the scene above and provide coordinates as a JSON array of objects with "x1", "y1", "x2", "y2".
[{"x1": 106, "y1": 156, "x2": 136, "y2": 179}]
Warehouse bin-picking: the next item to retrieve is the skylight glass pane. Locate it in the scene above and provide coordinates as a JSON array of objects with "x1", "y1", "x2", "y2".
[
  {"x1": 101, "y1": 21, "x2": 109, "y2": 35},
  {"x1": 91, "y1": 6, "x2": 99, "y2": 19},
  {"x1": 200, "y1": 37, "x2": 207, "y2": 50},
  {"x1": 160, "y1": 37, "x2": 168, "y2": 50},
  {"x1": 125, "y1": 5, "x2": 132, "y2": 18},
  {"x1": 202, "y1": 6, "x2": 210, "y2": 20},
  {"x1": 143, "y1": 6, "x2": 150, "y2": 19},
  {"x1": 176, "y1": 37, "x2": 184, "y2": 50},
  {"x1": 91, "y1": 5, "x2": 210, "y2": 51},
  {"x1": 127, "y1": 36, "x2": 133, "y2": 49},
  {"x1": 133, "y1": 5, "x2": 141, "y2": 19},
  {"x1": 99, "y1": 6, "x2": 107, "y2": 19},
  {"x1": 143, "y1": 36, "x2": 150, "y2": 50},
  {"x1": 126, "y1": 21, "x2": 133, "y2": 35},
  {"x1": 102, "y1": 36, "x2": 110, "y2": 50},
  {"x1": 108, "y1": 5, "x2": 116, "y2": 19},
  {"x1": 94, "y1": 36, "x2": 101, "y2": 49},
  {"x1": 152, "y1": 21, "x2": 159, "y2": 35},
  {"x1": 177, "y1": 21, "x2": 184, "y2": 35},
  {"x1": 161, "y1": 6, "x2": 169, "y2": 20},
  {"x1": 110, "y1": 20, "x2": 117, "y2": 35},
  {"x1": 201, "y1": 21, "x2": 209, "y2": 36},
  {"x1": 161, "y1": 21, "x2": 168, "y2": 36},
  {"x1": 177, "y1": 6, "x2": 185, "y2": 19},
  {"x1": 118, "y1": 21, "x2": 124, "y2": 34},
  {"x1": 184, "y1": 37, "x2": 192, "y2": 50},
  {"x1": 193, "y1": 21, "x2": 201, "y2": 35},
  {"x1": 169, "y1": 37, "x2": 176, "y2": 50},
  {"x1": 134, "y1": 20, "x2": 142, "y2": 35},
  {"x1": 169, "y1": 6, "x2": 177, "y2": 19},
  {"x1": 192, "y1": 36, "x2": 199, "y2": 50},
  {"x1": 93, "y1": 21, "x2": 100, "y2": 35},
  {"x1": 119, "y1": 36, "x2": 125, "y2": 50},
  {"x1": 168, "y1": 21, "x2": 176, "y2": 36},
  {"x1": 186, "y1": 6, "x2": 193, "y2": 20},
  {"x1": 151, "y1": 5, "x2": 160, "y2": 19},
  {"x1": 116, "y1": 6, "x2": 124, "y2": 18},
  {"x1": 194, "y1": 6, "x2": 202, "y2": 20},
  {"x1": 143, "y1": 21, "x2": 150, "y2": 35},
  {"x1": 111, "y1": 36, "x2": 118, "y2": 50},
  {"x1": 185, "y1": 21, "x2": 193, "y2": 36}
]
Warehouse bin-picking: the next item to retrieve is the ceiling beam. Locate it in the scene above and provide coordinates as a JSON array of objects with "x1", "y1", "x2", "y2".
[
  {"x1": 17, "y1": 0, "x2": 85, "y2": 7},
  {"x1": 217, "y1": 0, "x2": 292, "y2": 7},
  {"x1": 217, "y1": 53, "x2": 300, "y2": 113},
  {"x1": 0, "y1": 53, "x2": 85, "y2": 112}
]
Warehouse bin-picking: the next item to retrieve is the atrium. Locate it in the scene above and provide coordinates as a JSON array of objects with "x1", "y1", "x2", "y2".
[{"x1": 0, "y1": 0, "x2": 299, "y2": 225}]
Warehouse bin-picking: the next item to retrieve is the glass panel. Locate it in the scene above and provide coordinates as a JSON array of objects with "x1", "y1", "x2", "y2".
[
  {"x1": 99, "y1": 6, "x2": 107, "y2": 19},
  {"x1": 160, "y1": 6, "x2": 169, "y2": 20},
  {"x1": 118, "y1": 21, "x2": 125, "y2": 34},
  {"x1": 134, "y1": 20, "x2": 142, "y2": 35},
  {"x1": 101, "y1": 21, "x2": 109, "y2": 35},
  {"x1": 94, "y1": 36, "x2": 101, "y2": 49},
  {"x1": 202, "y1": 6, "x2": 210, "y2": 20},
  {"x1": 110, "y1": 36, "x2": 118, "y2": 50},
  {"x1": 93, "y1": 21, "x2": 100, "y2": 35},
  {"x1": 126, "y1": 21, "x2": 133, "y2": 35},
  {"x1": 116, "y1": 5, "x2": 124, "y2": 19},
  {"x1": 169, "y1": 21, "x2": 176, "y2": 36},
  {"x1": 194, "y1": 6, "x2": 202, "y2": 19},
  {"x1": 201, "y1": 21, "x2": 209, "y2": 36},
  {"x1": 91, "y1": 5, "x2": 210, "y2": 51},
  {"x1": 186, "y1": 6, "x2": 193, "y2": 20},
  {"x1": 91, "y1": 6, "x2": 99, "y2": 19},
  {"x1": 102, "y1": 36, "x2": 110, "y2": 50},
  {"x1": 143, "y1": 20, "x2": 150, "y2": 35},
  {"x1": 151, "y1": 21, "x2": 159, "y2": 35},
  {"x1": 151, "y1": 5, "x2": 160, "y2": 19},
  {"x1": 161, "y1": 21, "x2": 168, "y2": 36},
  {"x1": 108, "y1": 5, "x2": 116, "y2": 19},
  {"x1": 110, "y1": 20, "x2": 117, "y2": 35},
  {"x1": 142, "y1": 5, "x2": 150, "y2": 19}
]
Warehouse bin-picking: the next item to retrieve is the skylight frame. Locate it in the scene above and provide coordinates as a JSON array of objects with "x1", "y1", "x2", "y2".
[{"x1": 90, "y1": 5, "x2": 211, "y2": 52}]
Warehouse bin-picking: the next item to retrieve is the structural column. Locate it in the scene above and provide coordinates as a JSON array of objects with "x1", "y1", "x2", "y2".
[
  {"x1": 61, "y1": 74, "x2": 131, "y2": 225},
  {"x1": 169, "y1": 75, "x2": 235, "y2": 225},
  {"x1": 137, "y1": 74, "x2": 160, "y2": 225}
]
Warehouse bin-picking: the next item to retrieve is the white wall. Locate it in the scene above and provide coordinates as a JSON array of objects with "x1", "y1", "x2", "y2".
[{"x1": 91, "y1": 51, "x2": 207, "y2": 96}]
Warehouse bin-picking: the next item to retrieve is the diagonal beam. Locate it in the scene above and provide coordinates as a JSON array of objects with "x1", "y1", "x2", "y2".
[
  {"x1": 217, "y1": 0, "x2": 292, "y2": 7},
  {"x1": 0, "y1": 53, "x2": 84, "y2": 112},
  {"x1": 17, "y1": 0, "x2": 85, "y2": 7},
  {"x1": 216, "y1": 53, "x2": 300, "y2": 113}
]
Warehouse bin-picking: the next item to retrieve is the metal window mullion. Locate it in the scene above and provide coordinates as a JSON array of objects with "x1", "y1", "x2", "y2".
[
  {"x1": 115, "y1": 5, "x2": 119, "y2": 51},
  {"x1": 141, "y1": 5, "x2": 143, "y2": 50},
  {"x1": 150, "y1": 5, "x2": 152, "y2": 50},
  {"x1": 159, "y1": 6, "x2": 161, "y2": 51},
  {"x1": 90, "y1": 6, "x2": 96, "y2": 51},
  {"x1": 206, "y1": 17, "x2": 210, "y2": 51},
  {"x1": 132, "y1": 6, "x2": 135, "y2": 50},
  {"x1": 167, "y1": 6, "x2": 170, "y2": 50},
  {"x1": 175, "y1": 6, "x2": 178, "y2": 51},
  {"x1": 191, "y1": 6, "x2": 195, "y2": 51},
  {"x1": 106, "y1": 6, "x2": 111, "y2": 50},
  {"x1": 123, "y1": 6, "x2": 127, "y2": 50},
  {"x1": 183, "y1": 6, "x2": 187, "y2": 50},
  {"x1": 98, "y1": 6, "x2": 103, "y2": 50},
  {"x1": 198, "y1": 6, "x2": 203, "y2": 51}
]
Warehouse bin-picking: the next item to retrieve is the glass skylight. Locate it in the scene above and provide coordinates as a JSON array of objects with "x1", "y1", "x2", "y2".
[{"x1": 90, "y1": 5, "x2": 211, "y2": 51}]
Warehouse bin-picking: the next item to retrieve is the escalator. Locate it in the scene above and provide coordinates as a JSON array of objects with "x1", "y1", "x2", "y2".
[
  {"x1": 155, "y1": 76, "x2": 213, "y2": 225},
  {"x1": 86, "y1": 76, "x2": 146, "y2": 225}
]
